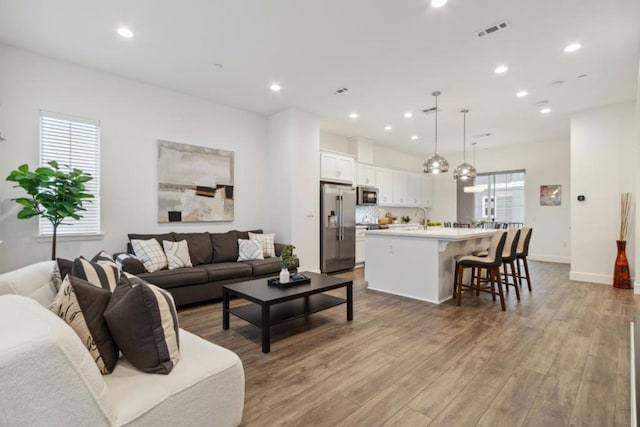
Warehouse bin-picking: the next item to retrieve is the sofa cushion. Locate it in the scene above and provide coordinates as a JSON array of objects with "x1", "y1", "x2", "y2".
[
  {"x1": 114, "y1": 253, "x2": 146, "y2": 275},
  {"x1": 137, "y1": 267, "x2": 209, "y2": 289},
  {"x1": 172, "y1": 232, "x2": 213, "y2": 265},
  {"x1": 241, "y1": 257, "x2": 300, "y2": 276},
  {"x1": 199, "y1": 263, "x2": 252, "y2": 282},
  {"x1": 52, "y1": 275, "x2": 119, "y2": 374},
  {"x1": 210, "y1": 231, "x2": 239, "y2": 263},
  {"x1": 72, "y1": 257, "x2": 120, "y2": 291},
  {"x1": 163, "y1": 240, "x2": 193, "y2": 270},
  {"x1": 234, "y1": 229, "x2": 263, "y2": 240},
  {"x1": 105, "y1": 276, "x2": 180, "y2": 375},
  {"x1": 103, "y1": 329, "x2": 244, "y2": 426},
  {"x1": 128, "y1": 233, "x2": 175, "y2": 246}
]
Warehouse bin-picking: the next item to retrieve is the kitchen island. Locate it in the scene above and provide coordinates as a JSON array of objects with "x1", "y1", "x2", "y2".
[{"x1": 365, "y1": 228, "x2": 497, "y2": 304}]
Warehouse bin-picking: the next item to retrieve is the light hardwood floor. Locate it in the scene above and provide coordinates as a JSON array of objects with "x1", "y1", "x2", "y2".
[{"x1": 178, "y1": 262, "x2": 637, "y2": 427}]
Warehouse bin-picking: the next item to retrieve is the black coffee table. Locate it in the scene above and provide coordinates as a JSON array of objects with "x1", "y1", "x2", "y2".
[{"x1": 222, "y1": 272, "x2": 353, "y2": 353}]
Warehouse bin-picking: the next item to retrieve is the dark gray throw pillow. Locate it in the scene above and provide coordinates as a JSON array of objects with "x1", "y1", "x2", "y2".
[
  {"x1": 210, "y1": 230, "x2": 240, "y2": 263},
  {"x1": 72, "y1": 257, "x2": 119, "y2": 291},
  {"x1": 172, "y1": 232, "x2": 213, "y2": 265},
  {"x1": 104, "y1": 275, "x2": 180, "y2": 375}
]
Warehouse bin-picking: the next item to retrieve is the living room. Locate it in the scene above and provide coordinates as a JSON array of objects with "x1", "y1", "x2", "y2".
[{"x1": 1, "y1": 0, "x2": 639, "y2": 426}]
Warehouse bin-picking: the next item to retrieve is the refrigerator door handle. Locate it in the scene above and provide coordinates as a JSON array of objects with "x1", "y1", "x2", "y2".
[
  {"x1": 340, "y1": 195, "x2": 345, "y2": 241},
  {"x1": 336, "y1": 195, "x2": 342, "y2": 241}
]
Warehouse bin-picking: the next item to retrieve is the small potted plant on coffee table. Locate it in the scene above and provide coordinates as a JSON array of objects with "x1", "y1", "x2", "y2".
[{"x1": 279, "y1": 245, "x2": 296, "y2": 284}]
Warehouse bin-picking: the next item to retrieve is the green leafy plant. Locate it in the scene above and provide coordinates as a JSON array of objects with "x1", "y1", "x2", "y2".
[
  {"x1": 280, "y1": 244, "x2": 297, "y2": 269},
  {"x1": 401, "y1": 216, "x2": 411, "y2": 223},
  {"x1": 6, "y1": 161, "x2": 94, "y2": 259},
  {"x1": 427, "y1": 221, "x2": 442, "y2": 226}
]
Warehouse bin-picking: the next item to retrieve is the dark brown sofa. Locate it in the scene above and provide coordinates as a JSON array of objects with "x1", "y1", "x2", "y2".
[{"x1": 121, "y1": 230, "x2": 298, "y2": 306}]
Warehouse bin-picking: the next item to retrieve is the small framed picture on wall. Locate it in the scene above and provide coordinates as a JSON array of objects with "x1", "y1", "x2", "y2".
[{"x1": 540, "y1": 184, "x2": 561, "y2": 206}]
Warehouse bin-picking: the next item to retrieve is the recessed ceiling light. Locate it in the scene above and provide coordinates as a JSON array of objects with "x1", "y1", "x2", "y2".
[
  {"x1": 384, "y1": 125, "x2": 392, "y2": 131},
  {"x1": 116, "y1": 27, "x2": 134, "y2": 39},
  {"x1": 411, "y1": 135, "x2": 419, "y2": 140},
  {"x1": 404, "y1": 112, "x2": 413, "y2": 119},
  {"x1": 270, "y1": 83, "x2": 281, "y2": 92},
  {"x1": 494, "y1": 65, "x2": 509, "y2": 74},
  {"x1": 430, "y1": 0, "x2": 448, "y2": 8},
  {"x1": 564, "y1": 43, "x2": 582, "y2": 53},
  {"x1": 540, "y1": 107, "x2": 551, "y2": 114},
  {"x1": 516, "y1": 90, "x2": 528, "y2": 98},
  {"x1": 349, "y1": 113, "x2": 358, "y2": 119}
]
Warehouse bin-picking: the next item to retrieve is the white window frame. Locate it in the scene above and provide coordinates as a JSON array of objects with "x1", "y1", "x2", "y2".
[{"x1": 38, "y1": 111, "x2": 101, "y2": 237}]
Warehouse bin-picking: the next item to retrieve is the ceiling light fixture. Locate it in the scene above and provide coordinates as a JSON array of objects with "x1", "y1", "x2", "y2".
[
  {"x1": 424, "y1": 91, "x2": 449, "y2": 174},
  {"x1": 516, "y1": 90, "x2": 528, "y2": 98},
  {"x1": 384, "y1": 125, "x2": 392, "y2": 131},
  {"x1": 411, "y1": 135, "x2": 419, "y2": 141},
  {"x1": 494, "y1": 65, "x2": 509, "y2": 74},
  {"x1": 454, "y1": 109, "x2": 477, "y2": 181},
  {"x1": 116, "y1": 27, "x2": 134, "y2": 39},
  {"x1": 540, "y1": 107, "x2": 551, "y2": 114},
  {"x1": 269, "y1": 83, "x2": 281, "y2": 92},
  {"x1": 404, "y1": 112, "x2": 413, "y2": 119},
  {"x1": 430, "y1": 0, "x2": 448, "y2": 8},
  {"x1": 564, "y1": 43, "x2": 582, "y2": 53},
  {"x1": 349, "y1": 113, "x2": 358, "y2": 119},
  {"x1": 464, "y1": 143, "x2": 486, "y2": 193}
]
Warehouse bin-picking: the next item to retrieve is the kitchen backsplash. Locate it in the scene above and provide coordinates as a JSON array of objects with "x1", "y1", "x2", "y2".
[{"x1": 356, "y1": 206, "x2": 431, "y2": 224}]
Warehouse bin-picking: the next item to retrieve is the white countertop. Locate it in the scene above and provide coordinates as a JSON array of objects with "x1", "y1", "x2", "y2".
[{"x1": 365, "y1": 228, "x2": 496, "y2": 241}]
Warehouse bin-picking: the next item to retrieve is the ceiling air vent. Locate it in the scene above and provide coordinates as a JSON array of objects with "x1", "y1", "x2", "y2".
[
  {"x1": 422, "y1": 107, "x2": 438, "y2": 114},
  {"x1": 334, "y1": 87, "x2": 349, "y2": 95},
  {"x1": 476, "y1": 19, "x2": 511, "y2": 38}
]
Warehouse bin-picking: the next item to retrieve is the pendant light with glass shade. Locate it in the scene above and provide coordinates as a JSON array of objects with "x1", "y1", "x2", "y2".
[
  {"x1": 453, "y1": 109, "x2": 477, "y2": 181},
  {"x1": 423, "y1": 91, "x2": 449, "y2": 174},
  {"x1": 463, "y1": 142, "x2": 487, "y2": 193}
]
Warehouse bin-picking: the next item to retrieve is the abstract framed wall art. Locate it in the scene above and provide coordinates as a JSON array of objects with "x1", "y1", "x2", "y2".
[
  {"x1": 158, "y1": 140, "x2": 234, "y2": 222},
  {"x1": 540, "y1": 184, "x2": 561, "y2": 206}
]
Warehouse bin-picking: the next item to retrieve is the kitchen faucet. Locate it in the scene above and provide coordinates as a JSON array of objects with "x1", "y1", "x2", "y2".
[{"x1": 418, "y1": 206, "x2": 429, "y2": 229}]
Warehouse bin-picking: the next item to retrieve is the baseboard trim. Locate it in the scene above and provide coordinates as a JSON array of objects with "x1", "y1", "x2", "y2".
[
  {"x1": 570, "y1": 271, "x2": 612, "y2": 285},
  {"x1": 528, "y1": 254, "x2": 570, "y2": 264},
  {"x1": 635, "y1": 282, "x2": 640, "y2": 294}
]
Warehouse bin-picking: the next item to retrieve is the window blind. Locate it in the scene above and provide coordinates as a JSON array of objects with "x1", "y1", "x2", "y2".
[{"x1": 39, "y1": 112, "x2": 101, "y2": 236}]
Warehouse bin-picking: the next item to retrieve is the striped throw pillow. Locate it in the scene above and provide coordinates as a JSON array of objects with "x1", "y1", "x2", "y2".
[
  {"x1": 91, "y1": 250, "x2": 118, "y2": 269},
  {"x1": 71, "y1": 257, "x2": 119, "y2": 291},
  {"x1": 248, "y1": 232, "x2": 276, "y2": 258},
  {"x1": 237, "y1": 239, "x2": 264, "y2": 261},
  {"x1": 131, "y1": 238, "x2": 168, "y2": 272},
  {"x1": 163, "y1": 240, "x2": 193, "y2": 270},
  {"x1": 104, "y1": 276, "x2": 180, "y2": 374}
]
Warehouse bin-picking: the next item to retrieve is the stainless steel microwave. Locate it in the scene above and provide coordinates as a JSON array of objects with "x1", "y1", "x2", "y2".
[{"x1": 357, "y1": 186, "x2": 378, "y2": 206}]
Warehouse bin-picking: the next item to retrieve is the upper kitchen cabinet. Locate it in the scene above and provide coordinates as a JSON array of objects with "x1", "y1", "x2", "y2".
[
  {"x1": 406, "y1": 173, "x2": 422, "y2": 206},
  {"x1": 392, "y1": 171, "x2": 408, "y2": 205},
  {"x1": 376, "y1": 168, "x2": 393, "y2": 205},
  {"x1": 356, "y1": 164, "x2": 376, "y2": 187},
  {"x1": 320, "y1": 152, "x2": 355, "y2": 184},
  {"x1": 421, "y1": 175, "x2": 433, "y2": 207}
]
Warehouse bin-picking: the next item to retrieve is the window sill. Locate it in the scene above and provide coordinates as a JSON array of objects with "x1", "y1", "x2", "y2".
[{"x1": 37, "y1": 233, "x2": 104, "y2": 243}]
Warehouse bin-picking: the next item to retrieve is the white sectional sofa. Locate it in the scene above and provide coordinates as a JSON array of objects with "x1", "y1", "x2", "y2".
[{"x1": 0, "y1": 261, "x2": 245, "y2": 426}]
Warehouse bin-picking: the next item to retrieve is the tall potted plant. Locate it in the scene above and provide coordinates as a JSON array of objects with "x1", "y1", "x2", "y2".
[
  {"x1": 6, "y1": 161, "x2": 94, "y2": 259},
  {"x1": 613, "y1": 192, "x2": 633, "y2": 288}
]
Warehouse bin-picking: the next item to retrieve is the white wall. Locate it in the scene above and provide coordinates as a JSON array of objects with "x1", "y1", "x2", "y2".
[
  {"x1": 319, "y1": 131, "x2": 351, "y2": 154},
  {"x1": 430, "y1": 139, "x2": 572, "y2": 263},
  {"x1": 0, "y1": 45, "x2": 270, "y2": 272},
  {"x1": 570, "y1": 101, "x2": 639, "y2": 284},
  {"x1": 267, "y1": 109, "x2": 320, "y2": 272}
]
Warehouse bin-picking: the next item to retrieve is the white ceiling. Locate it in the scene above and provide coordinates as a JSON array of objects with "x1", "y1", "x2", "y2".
[{"x1": 0, "y1": 0, "x2": 638, "y2": 156}]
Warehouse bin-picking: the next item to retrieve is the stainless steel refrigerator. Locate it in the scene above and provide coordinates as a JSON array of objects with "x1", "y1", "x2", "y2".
[{"x1": 320, "y1": 183, "x2": 356, "y2": 273}]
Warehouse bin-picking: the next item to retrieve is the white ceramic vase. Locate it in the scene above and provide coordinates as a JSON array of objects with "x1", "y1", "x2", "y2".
[{"x1": 279, "y1": 267, "x2": 290, "y2": 284}]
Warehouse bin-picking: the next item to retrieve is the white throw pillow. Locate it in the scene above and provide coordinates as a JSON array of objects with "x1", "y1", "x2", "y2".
[
  {"x1": 237, "y1": 239, "x2": 264, "y2": 261},
  {"x1": 248, "y1": 232, "x2": 276, "y2": 258},
  {"x1": 131, "y1": 239, "x2": 168, "y2": 272},
  {"x1": 163, "y1": 240, "x2": 193, "y2": 270}
]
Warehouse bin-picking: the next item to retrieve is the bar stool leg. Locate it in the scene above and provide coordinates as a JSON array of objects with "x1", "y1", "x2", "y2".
[
  {"x1": 494, "y1": 267, "x2": 506, "y2": 311},
  {"x1": 503, "y1": 263, "x2": 510, "y2": 293},
  {"x1": 456, "y1": 264, "x2": 463, "y2": 306},
  {"x1": 516, "y1": 257, "x2": 523, "y2": 288},
  {"x1": 510, "y1": 260, "x2": 520, "y2": 300},
  {"x1": 489, "y1": 267, "x2": 496, "y2": 301},
  {"x1": 523, "y1": 257, "x2": 532, "y2": 291}
]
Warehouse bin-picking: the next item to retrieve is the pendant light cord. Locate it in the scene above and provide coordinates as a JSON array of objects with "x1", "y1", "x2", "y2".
[
  {"x1": 463, "y1": 111, "x2": 466, "y2": 162},
  {"x1": 434, "y1": 94, "x2": 438, "y2": 154}
]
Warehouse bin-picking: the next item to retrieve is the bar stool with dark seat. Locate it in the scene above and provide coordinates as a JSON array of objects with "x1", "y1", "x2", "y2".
[
  {"x1": 455, "y1": 231, "x2": 508, "y2": 311},
  {"x1": 501, "y1": 228, "x2": 521, "y2": 300},
  {"x1": 515, "y1": 227, "x2": 533, "y2": 291}
]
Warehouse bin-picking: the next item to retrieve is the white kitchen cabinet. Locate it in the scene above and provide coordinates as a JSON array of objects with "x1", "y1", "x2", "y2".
[
  {"x1": 406, "y1": 173, "x2": 422, "y2": 206},
  {"x1": 320, "y1": 152, "x2": 354, "y2": 184},
  {"x1": 356, "y1": 164, "x2": 376, "y2": 187},
  {"x1": 392, "y1": 171, "x2": 408, "y2": 205},
  {"x1": 356, "y1": 226, "x2": 366, "y2": 265},
  {"x1": 422, "y1": 175, "x2": 433, "y2": 207},
  {"x1": 376, "y1": 169, "x2": 393, "y2": 205}
]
